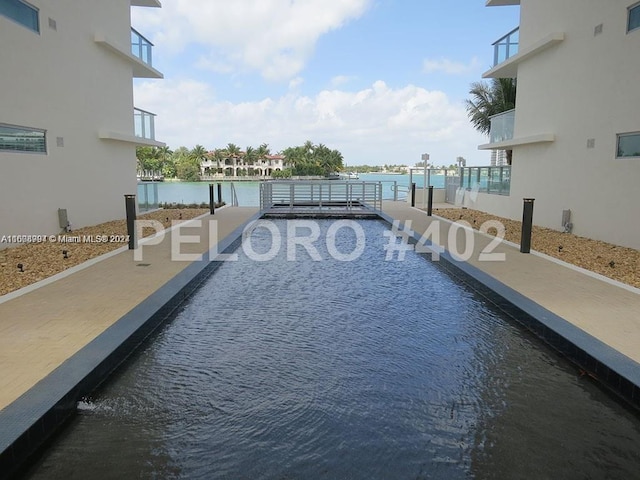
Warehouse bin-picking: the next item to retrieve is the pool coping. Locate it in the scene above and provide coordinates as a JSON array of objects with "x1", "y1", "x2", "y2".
[{"x1": 2, "y1": 209, "x2": 639, "y2": 478}]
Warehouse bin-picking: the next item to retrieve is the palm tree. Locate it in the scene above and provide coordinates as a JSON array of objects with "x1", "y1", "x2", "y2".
[
  {"x1": 213, "y1": 149, "x2": 226, "y2": 174},
  {"x1": 466, "y1": 78, "x2": 516, "y2": 164}
]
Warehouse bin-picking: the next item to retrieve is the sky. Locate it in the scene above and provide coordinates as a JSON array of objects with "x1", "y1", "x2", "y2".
[{"x1": 131, "y1": 0, "x2": 520, "y2": 167}]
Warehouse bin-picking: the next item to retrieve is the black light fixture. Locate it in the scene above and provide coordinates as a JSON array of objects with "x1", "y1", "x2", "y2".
[
  {"x1": 558, "y1": 245, "x2": 563, "y2": 253},
  {"x1": 63, "y1": 250, "x2": 69, "y2": 259},
  {"x1": 17, "y1": 263, "x2": 24, "y2": 272}
]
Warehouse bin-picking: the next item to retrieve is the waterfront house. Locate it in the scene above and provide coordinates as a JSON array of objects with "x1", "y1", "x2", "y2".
[
  {"x1": 200, "y1": 151, "x2": 285, "y2": 178},
  {"x1": 0, "y1": 0, "x2": 163, "y2": 238}
]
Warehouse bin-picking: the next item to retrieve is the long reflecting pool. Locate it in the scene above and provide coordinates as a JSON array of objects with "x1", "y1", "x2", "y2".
[{"x1": 24, "y1": 220, "x2": 640, "y2": 479}]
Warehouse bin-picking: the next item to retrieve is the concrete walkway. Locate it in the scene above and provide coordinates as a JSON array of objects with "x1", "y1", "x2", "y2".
[
  {"x1": 0, "y1": 207, "x2": 259, "y2": 411},
  {"x1": 1, "y1": 201, "x2": 639, "y2": 414}
]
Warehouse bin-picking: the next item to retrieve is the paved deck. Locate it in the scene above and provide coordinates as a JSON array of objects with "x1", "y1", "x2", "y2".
[{"x1": 0, "y1": 201, "x2": 639, "y2": 414}]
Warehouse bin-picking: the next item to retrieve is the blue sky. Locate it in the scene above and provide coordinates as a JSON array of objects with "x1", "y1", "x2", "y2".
[{"x1": 132, "y1": 0, "x2": 519, "y2": 166}]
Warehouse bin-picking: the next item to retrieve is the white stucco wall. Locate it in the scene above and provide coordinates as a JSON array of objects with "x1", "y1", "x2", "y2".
[
  {"x1": 0, "y1": 0, "x2": 145, "y2": 238},
  {"x1": 479, "y1": 0, "x2": 640, "y2": 249}
]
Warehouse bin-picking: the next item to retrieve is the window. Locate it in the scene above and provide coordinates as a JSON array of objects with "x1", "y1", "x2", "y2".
[
  {"x1": 617, "y1": 132, "x2": 640, "y2": 158},
  {"x1": 0, "y1": 0, "x2": 39, "y2": 32},
  {"x1": 0, "y1": 123, "x2": 46, "y2": 153},
  {"x1": 629, "y1": 3, "x2": 640, "y2": 32}
]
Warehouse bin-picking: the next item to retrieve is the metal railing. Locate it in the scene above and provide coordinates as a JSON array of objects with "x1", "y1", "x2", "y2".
[
  {"x1": 134, "y1": 107, "x2": 156, "y2": 140},
  {"x1": 489, "y1": 109, "x2": 515, "y2": 144},
  {"x1": 229, "y1": 183, "x2": 239, "y2": 206},
  {"x1": 131, "y1": 28, "x2": 154, "y2": 66},
  {"x1": 260, "y1": 181, "x2": 383, "y2": 211},
  {"x1": 460, "y1": 166, "x2": 511, "y2": 196},
  {"x1": 493, "y1": 26, "x2": 519, "y2": 66}
]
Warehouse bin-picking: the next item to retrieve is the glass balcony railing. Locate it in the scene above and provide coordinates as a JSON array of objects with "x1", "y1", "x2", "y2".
[
  {"x1": 489, "y1": 109, "x2": 515, "y2": 144},
  {"x1": 134, "y1": 108, "x2": 156, "y2": 140},
  {"x1": 460, "y1": 166, "x2": 511, "y2": 196},
  {"x1": 131, "y1": 28, "x2": 153, "y2": 66},
  {"x1": 493, "y1": 27, "x2": 519, "y2": 66}
]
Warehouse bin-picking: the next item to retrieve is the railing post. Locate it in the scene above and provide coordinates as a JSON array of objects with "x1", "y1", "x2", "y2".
[
  {"x1": 411, "y1": 183, "x2": 416, "y2": 207},
  {"x1": 393, "y1": 181, "x2": 398, "y2": 201},
  {"x1": 209, "y1": 184, "x2": 215, "y2": 214},
  {"x1": 427, "y1": 186, "x2": 433, "y2": 216},
  {"x1": 124, "y1": 194, "x2": 137, "y2": 250},
  {"x1": 520, "y1": 198, "x2": 535, "y2": 253},
  {"x1": 217, "y1": 183, "x2": 222, "y2": 204}
]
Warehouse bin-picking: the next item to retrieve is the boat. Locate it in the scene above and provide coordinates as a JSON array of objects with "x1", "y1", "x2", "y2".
[{"x1": 339, "y1": 172, "x2": 359, "y2": 180}]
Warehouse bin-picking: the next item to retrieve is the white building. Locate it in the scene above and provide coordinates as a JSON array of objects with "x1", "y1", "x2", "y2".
[
  {"x1": 201, "y1": 153, "x2": 285, "y2": 177},
  {"x1": 0, "y1": 0, "x2": 163, "y2": 239},
  {"x1": 472, "y1": 0, "x2": 640, "y2": 249}
]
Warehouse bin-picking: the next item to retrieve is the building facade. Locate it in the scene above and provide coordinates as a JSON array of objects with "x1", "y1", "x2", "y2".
[
  {"x1": 201, "y1": 153, "x2": 285, "y2": 177},
  {"x1": 473, "y1": 0, "x2": 640, "y2": 249},
  {"x1": 0, "y1": 0, "x2": 163, "y2": 239}
]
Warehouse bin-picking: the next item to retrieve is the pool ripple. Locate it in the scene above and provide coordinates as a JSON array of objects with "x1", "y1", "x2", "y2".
[{"x1": 23, "y1": 220, "x2": 640, "y2": 480}]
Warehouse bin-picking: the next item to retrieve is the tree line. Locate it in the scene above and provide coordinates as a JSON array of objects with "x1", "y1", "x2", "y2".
[{"x1": 136, "y1": 141, "x2": 344, "y2": 181}]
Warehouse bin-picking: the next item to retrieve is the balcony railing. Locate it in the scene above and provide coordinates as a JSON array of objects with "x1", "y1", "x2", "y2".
[
  {"x1": 460, "y1": 166, "x2": 511, "y2": 196},
  {"x1": 493, "y1": 27, "x2": 519, "y2": 66},
  {"x1": 131, "y1": 28, "x2": 153, "y2": 67},
  {"x1": 489, "y1": 109, "x2": 515, "y2": 144},
  {"x1": 134, "y1": 108, "x2": 156, "y2": 140}
]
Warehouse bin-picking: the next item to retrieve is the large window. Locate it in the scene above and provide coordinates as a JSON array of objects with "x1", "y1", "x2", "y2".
[
  {"x1": 629, "y1": 3, "x2": 640, "y2": 32},
  {"x1": 0, "y1": 0, "x2": 39, "y2": 33},
  {"x1": 0, "y1": 123, "x2": 46, "y2": 153},
  {"x1": 617, "y1": 132, "x2": 640, "y2": 158}
]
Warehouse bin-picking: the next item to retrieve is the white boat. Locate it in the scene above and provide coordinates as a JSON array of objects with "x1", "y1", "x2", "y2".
[{"x1": 339, "y1": 172, "x2": 359, "y2": 180}]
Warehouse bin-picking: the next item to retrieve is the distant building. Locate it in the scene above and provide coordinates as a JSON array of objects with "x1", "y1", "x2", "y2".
[
  {"x1": 201, "y1": 152, "x2": 285, "y2": 177},
  {"x1": 0, "y1": 0, "x2": 163, "y2": 238},
  {"x1": 471, "y1": 0, "x2": 640, "y2": 249}
]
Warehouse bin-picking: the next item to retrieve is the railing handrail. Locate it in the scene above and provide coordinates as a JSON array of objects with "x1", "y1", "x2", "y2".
[
  {"x1": 492, "y1": 26, "x2": 519, "y2": 46},
  {"x1": 488, "y1": 108, "x2": 516, "y2": 120},
  {"x1": 131, "y1": 27, "x2": 154, "y2": 47},
  {"x1": 260, "y1": 181, "x2": 383, "y2": 211},
  {"x1": 133, "y1": 106, "x2": 157, "y2": 116}
]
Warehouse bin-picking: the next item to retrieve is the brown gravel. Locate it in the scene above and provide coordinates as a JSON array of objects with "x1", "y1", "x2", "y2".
[
  {"x1": 0, "y1": 209, "x2": 208, "y2": 296},
  {"x1": 432, "y1": 208, "x2": 640, "y2": 289}
]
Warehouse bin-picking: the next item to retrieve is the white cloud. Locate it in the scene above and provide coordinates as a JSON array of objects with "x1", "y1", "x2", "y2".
[
  {"x1": 134, "y1": 80, "x2": 489, "y2": 165},
  {"x1": 422, "y1": 57, "x2": 481, "y2": 75},
  {"x1": 132, "y1": 0, "x2": 372, "y2": 81},
  {"x1": 330, "y1": 75, "x2": 356, "y2": 87},
  {"x1": 288, "y1": 76, "x2": 304, "y2": 89}
]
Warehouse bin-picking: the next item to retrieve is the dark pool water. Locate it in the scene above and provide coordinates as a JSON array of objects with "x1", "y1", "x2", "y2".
[{"x1": 23, "y1": 220, "x2": 640, "y2": 479}]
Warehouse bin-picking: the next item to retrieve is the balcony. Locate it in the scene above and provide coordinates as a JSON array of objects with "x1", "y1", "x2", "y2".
[
  {"x1": 489, "y1": 109, "x2": 515, "y2": 143},
  {"x1": 99, "y1": 108, "x2": 164, "y2": 147},
  {"x1": 131, "y1": 28, "x2": 153, "y2": 67},
  {"x1": 484, "y1": 30, "x2": 564, "y2": 79},
  {"x1": 479, "y1": 108, "x2": 554, "y2": 150},
  {"x1": 134, "y1": 108, "x2": 156, "y2": 141},
  {"x1": 493, "y1": 27, "x2": 519, "y2": 66},
  {"x1": 95, "y1": 28, "x2": 163, "y2": 78}
]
